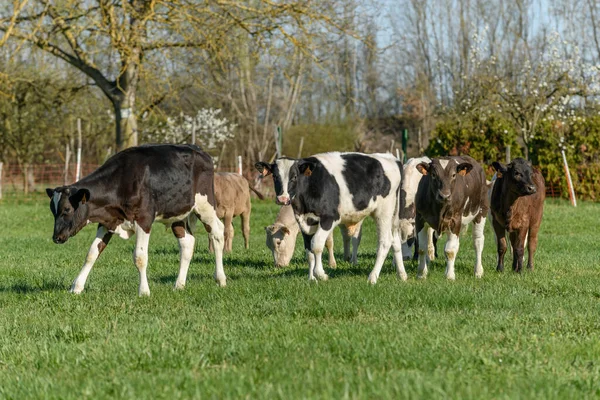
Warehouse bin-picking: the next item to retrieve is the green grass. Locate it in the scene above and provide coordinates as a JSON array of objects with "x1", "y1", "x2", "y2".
[{"x1": 1, "y1": 194, "x2": 599, "y2": 399}]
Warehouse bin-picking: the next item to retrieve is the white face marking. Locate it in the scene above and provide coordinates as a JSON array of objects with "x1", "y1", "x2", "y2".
[
  {"x1": 52, "y1": 192, "x2": 62, "y2": 215},
  {"x1": 439, "y1": 159, "x2": 449, "y2": 169},
  {"x1": 275, "y1": 159, "x2": 296, "y2": 199}
]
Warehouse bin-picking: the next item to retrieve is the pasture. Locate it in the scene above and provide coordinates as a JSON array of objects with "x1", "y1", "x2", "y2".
[{"x1": 0, "y1": 194, "x2": 599, "y2": 399}]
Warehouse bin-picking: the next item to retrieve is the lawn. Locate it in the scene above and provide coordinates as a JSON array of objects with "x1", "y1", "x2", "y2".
[{"x1": 0, "y1": 194, "x2": 599, "y2": 399}]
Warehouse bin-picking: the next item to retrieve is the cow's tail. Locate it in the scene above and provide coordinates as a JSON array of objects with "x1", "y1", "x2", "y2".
[{"x1": 248, "y1": 184, "x2": 265, "y2": 200}]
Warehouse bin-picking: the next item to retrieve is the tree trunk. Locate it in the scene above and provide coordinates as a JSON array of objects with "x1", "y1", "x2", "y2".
[{"x1": 113, "y1": 98, "x2": 138, "y2": 151}]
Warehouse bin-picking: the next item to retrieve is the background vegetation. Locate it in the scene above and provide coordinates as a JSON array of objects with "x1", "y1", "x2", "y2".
[{"x1": 3, "y1": 0, "x2": 600, "y2": 200}]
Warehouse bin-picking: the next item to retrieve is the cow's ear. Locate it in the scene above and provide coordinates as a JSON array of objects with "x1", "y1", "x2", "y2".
[
  {"x1": 255, "y1": 162, "x2": 273, "y2": 177},
  {"x1": 416, "y1": 162, "x2": 429, "y2": 175},
  {"x1": 298, "y1": 161, "x2": 316, "y2": 177},
  {"x1": 492, "y1": 162, "x2": 507, "y2": 178},
  {"x1": 281, "y1": 226, "x2": 291, "y2": 235},
  {"x1": 265, "y1": 225, "x2": 276, "y2": 234},
  {"x1": 46, "y1": 188, "x2": 55, "y2": 198},
  {"x1": 457, "y1": 163, "x2": 473, "y2": 176},
  {"x1": 69, "y1": 188, "x2": 90, "y2": 208}
]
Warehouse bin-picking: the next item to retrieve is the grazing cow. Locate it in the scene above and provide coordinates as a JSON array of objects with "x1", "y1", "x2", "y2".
[
  {"x1": 415, "y1": 156, "x2": 488, "y2": 280},
  {"x1": 46, "y1": 144, "x2": 226, "y2": 296},
  {"x1": 265, "y1": 205, "x2": 337, "y2": 268},
  {"x1": 490, "y1": 158, "x2": 545, "y2": 272},
  {"x1": 399, "y1": 157, "x2": 437, "y2": 261},
  {"x1": 212, "y1": 172, "x2": 264, "y2": 252},
  {"x1": 256, "y1": 152, "x2": 406, "y2": 284},
  {"x1": 265, "y1": 205, "x2": 362, "y2": 268}
]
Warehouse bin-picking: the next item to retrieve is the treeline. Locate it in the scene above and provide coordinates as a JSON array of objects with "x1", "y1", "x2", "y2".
[{"x1": 1, "y1": 0, "x2": 600, "y2": 199}]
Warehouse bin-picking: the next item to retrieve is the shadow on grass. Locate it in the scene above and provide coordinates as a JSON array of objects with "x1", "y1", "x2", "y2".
[{"x1": 0, "y1": 280, "x2": 65, "y2": 294}]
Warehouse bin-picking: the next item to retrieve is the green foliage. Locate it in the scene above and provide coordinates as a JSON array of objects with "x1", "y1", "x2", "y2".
[
  {"x1": 1, "y1": 196, "x2": 600, "y2": 398},
  {"x1": 427, "y1": 115, "x2": 522, "y2": 163},
  {"x1": 282, "y1": 121, "x2": 358, "y2": 157}
]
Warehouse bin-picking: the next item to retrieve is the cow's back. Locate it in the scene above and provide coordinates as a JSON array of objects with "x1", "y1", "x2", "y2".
[
  {"x1": 81, "y1": 144, "x2": 214, "y2": 219},
  {"x1": 214, "y1": 173, "x2": 251, "y2": 218}
]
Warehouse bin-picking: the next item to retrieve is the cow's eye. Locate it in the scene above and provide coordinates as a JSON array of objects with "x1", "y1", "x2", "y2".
[
  {"x1": 514, "y1": 172, "x2": 521, "y2": 178},
  {"x1": 290, "y1": 176, "x2": 297, "y2": 182}
]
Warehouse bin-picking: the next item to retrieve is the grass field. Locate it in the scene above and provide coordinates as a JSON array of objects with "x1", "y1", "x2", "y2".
[{"x1": 1, "y1": 194, "x2": 599, "y2": 399}]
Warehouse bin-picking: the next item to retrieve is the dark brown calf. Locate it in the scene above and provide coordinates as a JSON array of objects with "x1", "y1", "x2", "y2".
[{"x1": 490, "y1": 158, "x2": 545, "y2": 272}]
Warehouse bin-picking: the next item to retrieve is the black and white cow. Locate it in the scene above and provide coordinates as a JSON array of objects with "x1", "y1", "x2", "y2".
[
  {"x1": 46, "y1": 144, "x2": 225, "y2": 296},
  {"x1": 256, "y1": 152, "x2": 406, "y2": 284},
  {"x1": 414, "y1": 156, "x2": 488, "y2": 280}
]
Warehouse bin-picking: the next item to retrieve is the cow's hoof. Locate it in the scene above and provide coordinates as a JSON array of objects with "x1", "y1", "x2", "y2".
[
  {"x1": 214, "y1": 274, "x2": 227, "y2": 287},
  {"x1": 329, "y1": 261, "x2": 337, "y2": 269},
  {"x1": 367, "y1": 274, "x2": 378, "y2": 285},
  {"x1": 174, "y1": 282, "x2": 185, "y2": 290},
  {"x1": 308, "y1": 276, "x2": 318, "y2": 282},
  {"x1": 397, "y1": 272, "x2": 408, "y2": 281},
  {"x1": 446, "y1": 274, "x2": 456, "y2": 281},
  {"x1": 69, "y1": 286, "x2": 83, "y2": 295},
  {"x1": 138, "y1": 290, "x2": 151, "y2": 297},
  {"x1": 316, "y1": 273, "x2": 329, "y2": 281},
  {"x1": 474, "y1": 269, "x2": 483, "y2": 279}
]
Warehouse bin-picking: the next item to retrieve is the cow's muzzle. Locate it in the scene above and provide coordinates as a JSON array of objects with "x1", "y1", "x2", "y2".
[
  {"x1": 53, "y1": 236, "x2": 67, "y2": 244},
  {"x1": 526, "y1": 185, "x2": 537, "y2": 194},
  {"x1": 276, "y1": 195, "x2": 291, "y2": 206}
]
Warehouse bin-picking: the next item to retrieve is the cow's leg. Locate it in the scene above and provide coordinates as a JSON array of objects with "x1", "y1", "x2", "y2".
[
  {"x1": 427, "y1": 227, "x2": 436, "y2": 261},
  {"x1": 367, "y1": 218, "x2": 393, "y2": 285},
  {"x1": 350, "y1": 222, "x2": 362, "y2": 265},
  {"x1": 172, "y1": 221, "x2": 195, "y2": 290},
  {"x1": 311, "y1": 222, "x2": 336, "y2": 281},
  {"x1": 510, "y1": 230, "x2": 527, "y2": 273},
  {"x1": 402, "y1": 237, "x2": 413, "y2": 261},
  {"x1": 326, "y1": 232, "x2": 337, "y2": 268},
  {"x1": 492, "y1": 218, "x2": 507, "y2": 272},
  {"x1": 391, "y1": 226, "x2": 408, "y2": 281},
  {"x1": 472, "y1": 218, "x2": 485, "y2": 278},
  {"x1": 416, "y1": 219, "x2": 429, "y2": 279},
  {"x1": 133, "y1": 223, "x2": 152, "y2": 296},
  {"x1": 195, "y1": 198, "x2": 226, "y2": 286},
  {"x1": 339, "y1": 225, "x2": 352, "y2": 262},
  {"x1": 222, "y1": 212, "x2": 234, "y2": 253},
  {"x1": 241, "y1": 209, "x2": 251, "y2": 250},
  {"x1": 302, "y1": 232, "x2": 317, "y2": 281},
  {"x1": 527, "y1": 227, "x2": 539, "y2": 271},
  {"x1": 70, "y1": 224, "x2": 113, "y2": 294},
  {"x1": 444, "y1": 231, "x2": 460, "y2": 281}
]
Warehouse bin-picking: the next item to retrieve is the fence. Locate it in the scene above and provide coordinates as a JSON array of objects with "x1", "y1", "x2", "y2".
[{"x1": 0, "y1": 162, "x2": 275, "y2": 199}]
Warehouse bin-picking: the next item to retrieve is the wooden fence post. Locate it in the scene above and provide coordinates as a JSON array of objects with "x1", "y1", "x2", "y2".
[
  {"x1": 561, "y1": 149, "x2": 577, "y2": 207},
  {"x1": 0, "y1": 162, "x2": 3, "y2": 200},
  {"x1": 75, "y1": 118, "x2": 82, "y2": 182}
]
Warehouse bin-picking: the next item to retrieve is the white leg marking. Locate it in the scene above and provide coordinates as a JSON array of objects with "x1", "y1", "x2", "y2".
[
  {"x1": 417, "y1": 227, "x2": 429, "y2": 279},
  {"x1": 174, "y1": 230, "x2": 195, "y2": 290},
  {"x1": 427, "y1": 227, "x2": 436, "y2": 261},
  {"x1": 133, "y1": 224, "x2": 151, "y2": 296},
  {"x1": 392, "y1": 228, "x2": 407, "y2": 281},
  {"x1": 444, "y1": 231, "x2": 460, "y2": 281},
  {"x1": 351, "y1": 226, "x2": 362, "y2": 265},
  {"x1": 367, "y1": 216, "x2": 393, "y2": 285},
  {"x1": 472, "y1": 218, "x2": 485, "y2": 278},
  {"x1": 326, "y1": 233, "x2": 337, "y2": 268},
  {"x1": 52, "y1": 192, "x2": 62, "y2": 214},
  {"x1": 306, "y1": 249, "x2": 317, "y2": 281},
  {"x1": 311, "y1": 226, "x2": 333, "y2": 281},
  {"x1": 195, "y1": 194, "x2": 226, "y2": 287},
  {"x1": 70, "y1": 226, "x2": 108, "y2": 294}
]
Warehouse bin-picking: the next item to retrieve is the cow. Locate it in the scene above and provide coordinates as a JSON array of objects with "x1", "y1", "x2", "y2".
[
  {"x1": 45, "y1": 144, "x2": 226, "y2": 296},
  {"x1": 414, "y1": 156, "x2": 488, "y2": 280},
  {"x1": 399, "y1": 156, "x2": 437, "y2": 261},
  {"x1": 490, "y1": 158, "x2": 545, "y2": 272},
  {"x1": 212, "y1": 172, "x2": 264, "y2": 252},
  {"x1": 256, "y1": 152, "x2": 406, "y2": 284},
  {"x1": 265, "y1": 204, "x2": 362, "y2": 268}
]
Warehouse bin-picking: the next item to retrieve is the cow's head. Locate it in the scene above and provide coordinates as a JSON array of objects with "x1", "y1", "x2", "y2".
[
  {"x1": 256, "y1": 158, "x2": 314, "y2": 206},
  {"x1": 492, "y1": 158, "x2": 537, "y2": 196},
  {"x1": 416, "y1": 158, "x2": 473, "y2": 203},
  {"x1": 265, "y1": 224, "x2": 295, "y2": 267},
  {"x1": 45, "y1": 186, "x2": 91, "y2": 244}
]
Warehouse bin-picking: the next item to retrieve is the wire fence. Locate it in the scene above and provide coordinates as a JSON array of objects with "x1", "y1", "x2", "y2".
[{"x1": 0, "y1": 162, "x2": 275, "y2": 199}]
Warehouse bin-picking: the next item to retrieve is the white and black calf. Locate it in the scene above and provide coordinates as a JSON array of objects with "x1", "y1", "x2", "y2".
[
  {"x1": 256, "y1": 152, "x2": 406, "y2": 284},
  {"x1": 414, "y1": 156, "x2": 488, "y2": 280},
  {"x1": 399, "y1": 157, "x2": 438, "y2": 261},
  {"x1": 46, "y1": 144, "x2": 226, "y2": 296}
]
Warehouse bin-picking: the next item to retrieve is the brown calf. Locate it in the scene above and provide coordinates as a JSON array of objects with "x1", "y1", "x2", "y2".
[
  {"x1": 490, "y1": 158, "x2": 545, "y2": 272},
  {"x1": 212, "y1": 172, "x2": 263, "y2": 252}
]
